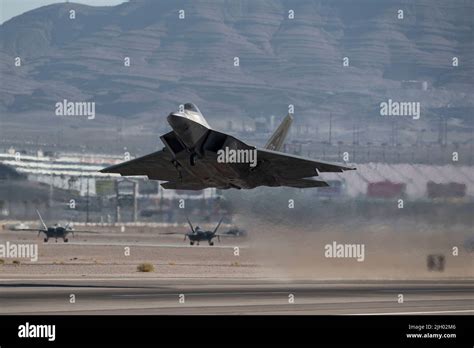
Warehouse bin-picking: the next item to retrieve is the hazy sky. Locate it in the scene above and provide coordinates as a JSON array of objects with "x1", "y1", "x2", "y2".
[{"x1": 0, "y1": 0, "x2": 127, "y2": 24}]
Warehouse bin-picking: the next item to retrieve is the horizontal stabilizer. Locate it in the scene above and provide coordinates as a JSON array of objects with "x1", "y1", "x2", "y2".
[
  {"x1": 161, "y1": 181, "x2": 208, "y2": 190},
  {"x1": 279, "y1": 178, "x2": 329, "y2": 188}
]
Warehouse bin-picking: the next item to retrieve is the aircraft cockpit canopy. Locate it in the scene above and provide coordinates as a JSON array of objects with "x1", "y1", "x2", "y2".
[{"x1": 184, "y1": 103, "x2": 202, "y2": 115}]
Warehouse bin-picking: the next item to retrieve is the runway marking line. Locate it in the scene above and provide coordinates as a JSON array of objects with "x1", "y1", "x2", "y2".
[{"x1": 352, "y1": 309, "x2": 474, "y2": 315}]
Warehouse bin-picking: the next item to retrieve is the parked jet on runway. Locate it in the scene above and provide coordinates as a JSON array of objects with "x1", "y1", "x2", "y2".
[
  {"x1": 18, "y1": 210, "x2": 97, "y2": 243},
  {"x1": 101, "y1": 103, "x2": 355, "y2": 189},
  {"x1": 162, "y1": 217, "x2": 224, "y2": 246}
]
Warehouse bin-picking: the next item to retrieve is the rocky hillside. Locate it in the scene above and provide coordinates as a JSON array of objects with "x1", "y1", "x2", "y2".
[{"x1": 0, "y1": 0, "x2": 473, "y2": 138}]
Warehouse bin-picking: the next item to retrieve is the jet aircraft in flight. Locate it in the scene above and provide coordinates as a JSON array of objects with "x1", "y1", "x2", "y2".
[{"x1": 101, "y1": 103, "x2": 355, "y2": 189}]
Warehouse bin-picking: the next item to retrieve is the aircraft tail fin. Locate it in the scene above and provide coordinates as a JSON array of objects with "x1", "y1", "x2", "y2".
[
  {"x1": 213, "y1": 217, "x2": 224, "y2": 243},
  {"x1": 264, "y1": 114, "x2": 293, "y2": 151},
  {"x1": 186, "y1": 216, "x2": 195, "y2": 233},
  {"x1": 213, "y1": 217, "x2": 224, "y2": 235},
  {"x1": 36, "y1": 210, "x2": 48, "y2": 230}
]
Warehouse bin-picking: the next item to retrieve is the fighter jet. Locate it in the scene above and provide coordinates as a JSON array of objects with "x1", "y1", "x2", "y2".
[
  {"x1": 101, "y1": 103, "x2": 355, "y2": 189},
  {"x1": 18, "y1": 210, "x2": 97, "y2": 243},
  {"x1": 162, "y1": 217, "x2": 224, "y2": 246}
]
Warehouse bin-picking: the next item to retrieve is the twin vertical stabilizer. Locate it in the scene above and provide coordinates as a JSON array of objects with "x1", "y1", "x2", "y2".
[{"x1": 264, "y1": 114, "x2": 293, "y2": 151}]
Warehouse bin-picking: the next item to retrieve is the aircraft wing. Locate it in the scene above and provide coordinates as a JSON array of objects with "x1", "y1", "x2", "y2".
[
  {"x1": 15, "y1": 228, "x2": 48, "y2": 232},
  {"x1": 257, "y1": 148, "x2": 355, "y2": 180},
  {"x1": 99, "y1": 145, "x2": 211, "y2": 190},
  {"x1": 214, "y1": 233, "x2": 237, "y2": 237},
  {"x1": 100, "y1": 149, "x2": 181, "y2": 181},
  {"x1": 71, "y1": 230, "x2": 101, "y2": 234}
]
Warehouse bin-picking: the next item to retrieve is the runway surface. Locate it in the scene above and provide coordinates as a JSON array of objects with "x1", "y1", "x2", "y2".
[
  {"x1": 0, "y1": 278, "x2": 472, "y2": 315},
  {"x1": 56, "y1": 241, "x2": 245, "y2": 249}
]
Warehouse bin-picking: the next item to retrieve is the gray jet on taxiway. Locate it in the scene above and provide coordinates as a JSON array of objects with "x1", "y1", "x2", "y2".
[
  {"x1": 18, "y1": 210, "x2": 98, "y2": 243},
  {"x1": 101, "y1": 103, "x2": 355, "y2": 189},
  {"x1": 161, "y1": 217, "x2": 225, "y2": 246}
]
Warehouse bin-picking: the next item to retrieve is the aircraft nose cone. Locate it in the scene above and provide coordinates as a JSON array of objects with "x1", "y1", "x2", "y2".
[
  {"x1": 167, "y1": 113, "x2": 208, "y2": 148},
  {"x1": 167, "y1": 114, "x2": 186, "y2": 128},
  {"x1": 167, "y1": 113, "x2": 190, "y2": 132}
]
